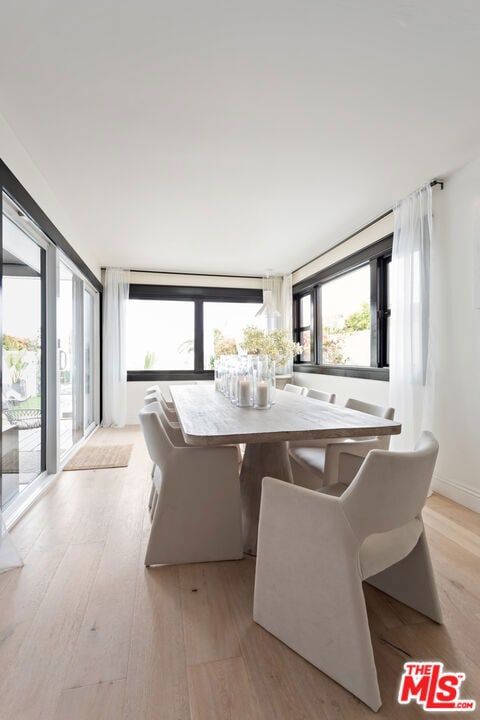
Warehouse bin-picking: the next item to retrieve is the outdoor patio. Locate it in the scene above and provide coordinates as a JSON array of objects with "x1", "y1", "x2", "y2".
[{"x1": 2, "y1": 419, "x2": 74, "y2": 508}]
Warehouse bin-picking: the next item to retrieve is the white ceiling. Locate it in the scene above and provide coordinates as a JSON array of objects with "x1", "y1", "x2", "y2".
[{"x1": 1, "y1": 1, "x2": 480, "y2": 276}]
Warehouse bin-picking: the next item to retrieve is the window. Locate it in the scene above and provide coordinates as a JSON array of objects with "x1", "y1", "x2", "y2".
[
  {"x1": 127, "y1": 285, "x2": 262, "y2": 380},
  {"x1": 296, "y1": 293, "x2": 313, "y2": 362},
  {"x1": 293, "y1": 236, "x2": 392, "y2": 380},
  {"x1": 203, "y1": 301, "x2": 262, "y2": 369},
  {"x1": 127, "y1": 300, "x2": 195, "y2": 371}
]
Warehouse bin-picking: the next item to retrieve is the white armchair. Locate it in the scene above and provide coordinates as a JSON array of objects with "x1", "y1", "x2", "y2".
[
  {"x1": 139, "y1": 404, "x2": 243, "y2": 566},
  {"x1": 144, "y1": 390, "x2": 179, "y2": 422},
  {"x1": 304, "y1": 387, "x2": 336, "y2": 403},
  {"x1": 283, "y1": 383, "x2": 305, "y2": 395},
  {"x1": 254, "y1": 432, "x2": 442, "y2": 711},
  {"x1": 289, "y1": 398, "x2": 395, "y2": 490}
]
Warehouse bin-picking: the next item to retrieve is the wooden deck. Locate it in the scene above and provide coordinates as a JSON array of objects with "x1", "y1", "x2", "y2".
[
  {"x1": 0, "y1": 425, "x2": 479, "y2": 719},
  {"x1": 2, "y1": 420, "x2": 79, "y2": 506}
]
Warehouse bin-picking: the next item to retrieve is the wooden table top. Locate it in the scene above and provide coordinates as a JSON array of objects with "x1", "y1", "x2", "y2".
[{"x1": 170, "y1": 385, "x2": 401, "y2": 446}]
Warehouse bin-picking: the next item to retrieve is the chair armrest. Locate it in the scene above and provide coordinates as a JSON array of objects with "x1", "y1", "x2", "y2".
[
  {"x1": 323, "y1": 438, "x2": 381, "y2": 486},
  {"x1": 257, "y1": 477, "x2": 358, "y2": 566}
]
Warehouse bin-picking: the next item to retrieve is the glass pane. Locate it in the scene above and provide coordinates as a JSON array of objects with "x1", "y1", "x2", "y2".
[
  {"x1": 58, "y1": 262, "x2": 80, "y2": 455},
  {"x1": 300, "y1": 329, "x2": 312, "y2": 362},
  {"x1": 386, "y1": 259, "x2": 391, "y2": 366},
  {"x1": 2, "y1": 215, "x2": 44, "y2": 508},
  {"x1": 127, "y1": 300, "x2": 195, "y2": 370},
  {"x1": 322, "y1": 265, "x2": 371, "y2": 366},
  {"x1": 203, "y1": 302, "x2": 262, "y2": 369},
  {"x1": 84, "y1": 289, "x2": 95, "y2": 429},
  {"x1": 300, "y1": 295, "x2": 311, "y2": 327}
]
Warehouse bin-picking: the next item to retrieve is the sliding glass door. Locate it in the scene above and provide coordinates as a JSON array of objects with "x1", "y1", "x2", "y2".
[
  {"x1": 84, "y1": 287, "x2": 96, "y2": 433},
  {"x1": 57, "y1": 256, "x2": 99, "y2": 459},
  {"x1": 1, "y1": 214, "x2": 45, "y2": 508},
  {"x1": 1, "y1": 196, "x2": 100, "y2": 515}
]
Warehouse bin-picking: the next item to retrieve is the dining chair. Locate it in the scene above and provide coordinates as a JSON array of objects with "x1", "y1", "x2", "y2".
[
  {"x1": 283, "y1": 383, "x2": 305, "y2": 395},
  {"x1": 289, "y1": 397, "x2": 395, "y2": 490},
  {"x1": 157, "y1": 381, "x2": 199, "y2": 410},
  {"x1": 139, "y1": 404, "x2": 243, "y2": 565},
  {"x1": 142, "y1": 399, "x2": 186, "y2": 512},
  {"x1": 144, "y1": 390, "x2": 179, "y2": 422},
  {"x1": 304, "y1": 388, "x2": 336, "y2": 403},
  {"x1": 254, "y1": 431, "x2": 442, "y2": 711},
  {"x1": 146, "y1": 391, "x2": 243, "y2": 470}
]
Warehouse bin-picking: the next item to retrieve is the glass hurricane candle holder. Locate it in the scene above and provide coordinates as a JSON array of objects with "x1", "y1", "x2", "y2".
[
  {"x1": 236, "y1": 355, "x2": 253, "y2": 407},
  {"x1": 253, "y1": 355, "x2": 272, "y2": 409},
  {"x1": 224, "y1": 355, "x2": 239, "y2": 399}
]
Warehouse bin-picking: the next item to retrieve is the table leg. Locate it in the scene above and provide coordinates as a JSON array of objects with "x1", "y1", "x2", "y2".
[{"x1": 240, "y1": 441, "x2": 293, "y2": 555}]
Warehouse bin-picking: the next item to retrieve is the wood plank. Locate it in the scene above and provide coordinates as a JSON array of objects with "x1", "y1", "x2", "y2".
[
  {"x1": 171, "y1": 385, "x2": 401, "y2": 446},
  {"x1": 188, "y1": 656, "x2": 261, "y2": 720},
  {"x1": 54, "y1": 679, "x2": 125, "y2": 720},
  {"x1": 427, "y1": 492, "x2": 480, "y2": 535},
  {"x1": 179, "y1": 562, "x2": 242, "y2": 667},
  {"x1": 0, "y1": 542, "x2": 103, "y2": 720},
  {"x1": 123, "y1": 560, "x2": 190, "y2": 720},
  {"x1": 364, "y1": 582, "x2": 429, "y2": 633},
  {"x1": 423, "y1": 505, "x2": 480, "y2": 558},
  {"x1": 62, "y1": 440, "x2": 149, "y2": 688},
  {"x1": 0, "y1": 542, "x2": 68, "y2": 684}
]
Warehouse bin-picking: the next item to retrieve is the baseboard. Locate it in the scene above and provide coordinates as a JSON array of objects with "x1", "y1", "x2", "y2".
[{"x1": 431, "y1": 473, "x2": 480, "y2": 513}]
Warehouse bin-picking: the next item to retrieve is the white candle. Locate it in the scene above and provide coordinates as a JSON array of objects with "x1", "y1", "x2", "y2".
[
  {"x1": 238, "y1": 378, "x2": 251, "y2": 406},
  {"x1": 255, "y1": 380, "x2": 269, "y2": 408}
]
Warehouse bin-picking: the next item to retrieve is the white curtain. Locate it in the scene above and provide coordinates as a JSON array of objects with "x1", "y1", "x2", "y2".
[
  {"x1": 0, "y1": 512, "x2": 23, "y2": 574},
  {"x1": 389, "y1": 184, "x2": 433, "y2": 450},
  {"x1": 270, "y1": 274, "x2": 294, "y2": 373},
  {"x1": 102, "y1": 268, "x2": 130, "y2": 427}
]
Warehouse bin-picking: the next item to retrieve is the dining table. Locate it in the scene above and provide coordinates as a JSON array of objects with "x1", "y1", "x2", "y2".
[{"x1": 170, "y1": 384, "x2": 402, "y2": 555}]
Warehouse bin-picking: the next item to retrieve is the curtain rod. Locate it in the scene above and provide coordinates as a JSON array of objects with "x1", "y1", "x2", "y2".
[{"x1": 430, "y1": 179, "x2": 444, "y2": 190}]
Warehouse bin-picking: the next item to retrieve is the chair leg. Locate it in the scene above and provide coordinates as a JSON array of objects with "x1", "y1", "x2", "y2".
[{"x1": 366, "y1": 532, "x2": 443, "y2": 623}]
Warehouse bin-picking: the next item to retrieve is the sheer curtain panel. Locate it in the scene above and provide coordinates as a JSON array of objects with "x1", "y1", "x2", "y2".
[
  {"x1": 102, "y1": 268, "x2": 130, "y2": 427},
  {"x1": 389, "y1": 184, "x2": 433, "y2": 450}
]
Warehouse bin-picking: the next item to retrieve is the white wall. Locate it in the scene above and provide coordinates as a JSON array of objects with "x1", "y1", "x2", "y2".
[
  {"x1": 0, "y1": 112, "x2": 101, "y2": 279},
  {"x1": 428, "y1": 158, "x2": 480, "y2": 511}
]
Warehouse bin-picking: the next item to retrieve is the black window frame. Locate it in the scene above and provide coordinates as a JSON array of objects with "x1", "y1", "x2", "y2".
[
  {"x1": 127, "y1": 284, "x2": 263, "y2": 381},
  {"x1": 293, "y1": 235, "x2": 392, "y2": 381}
]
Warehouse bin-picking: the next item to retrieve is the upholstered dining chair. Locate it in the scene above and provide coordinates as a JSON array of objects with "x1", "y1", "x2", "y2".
[
  {"x1": 139, "y1": 404, "x2": 243, "y2": 566},
  {"x1": 141, "y1": 399, "x2": 186, "y2": 513},
  {"x1": 144, "y1": 390, "x2": 179, "y2": 422},
  {"x1": 289, "y1": 398, "x2": 395, "y2": 490},
  {"x1": 304, "y1": 387, "x2": 336, "y2": 403},
  {"x1": 283, "y1": 383, "x2": 305, "y2": 395},
  {"x1": 146, "y1": 381, "x2": 198, "y2": 410},
  {"x1": 254, "y1": 432, "x2": 442, "y2": 711}
]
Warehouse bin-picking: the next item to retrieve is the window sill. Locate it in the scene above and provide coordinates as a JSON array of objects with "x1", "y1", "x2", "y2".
[
  {"x1": 293, "y1": 364, "x2": 389, "y2": 382},
  {"x1": 127, "y1": 370, "x2": 214, "y2": 382}
]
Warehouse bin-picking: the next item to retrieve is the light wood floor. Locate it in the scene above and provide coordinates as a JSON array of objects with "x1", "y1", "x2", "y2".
[{"x1": 1, "y1": 426, "x2": 479, "y2": 719}]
